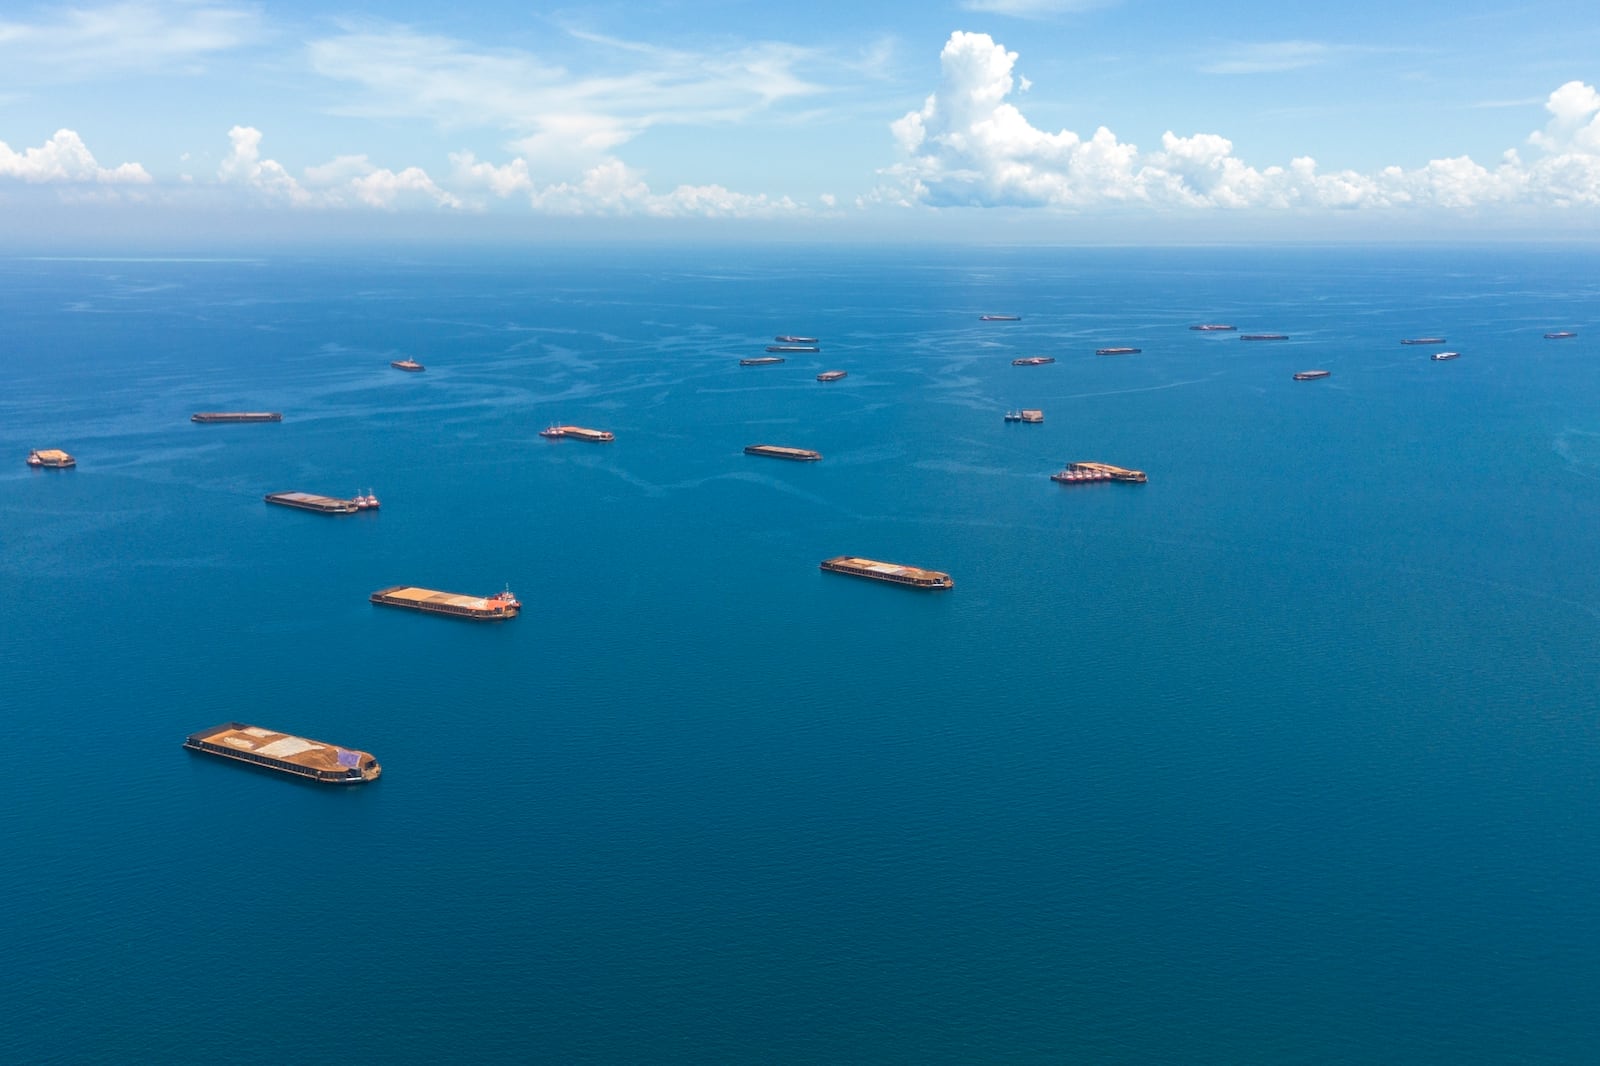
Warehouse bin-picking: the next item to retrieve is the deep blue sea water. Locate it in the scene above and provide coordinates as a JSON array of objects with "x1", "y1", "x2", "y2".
[{"x1": 4, "y1": 243, "x2": 1599, "y2": 1063}]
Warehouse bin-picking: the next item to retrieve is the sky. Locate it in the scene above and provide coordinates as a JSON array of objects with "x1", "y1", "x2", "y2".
[{"x1": 3, "y1": 0, "x2": 1600, "y2": 244}]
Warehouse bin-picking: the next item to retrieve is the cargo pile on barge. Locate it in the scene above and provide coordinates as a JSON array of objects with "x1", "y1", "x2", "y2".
[
  {"x1": 192, "y1": 412, "x2": 282, "y2": 423},
  {"x1": 820, "y1": 556, "x2": 953, "y2": 590},
  {"x1": 1051, "y1": 462, "x2": 1148, "y2": 485},
  {"x1": 26, "y1": 448, "x2": 75, "y2": 468},
  {"x1": 184, "y1": 722, "x2": 381, "y2": 784},
  {"x1": 370, "y1": 585, "x2": 521, "y2": 620},
  {"x1": 745, "y1": 445, "x2": 822, "y2": 462}
]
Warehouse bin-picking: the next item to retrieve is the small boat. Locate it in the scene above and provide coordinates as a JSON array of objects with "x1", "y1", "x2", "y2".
[
  {"x1": 980, "y1": 314, "x2": 1021, "y2": 321},
  {"x1": 26, "y1": 448, "x2": 75, "y2": 468},
  {"x1": 1431, "y1": 351, "x2": 1461, "y2": 362},
  {"x1": 1293, "y1": 370, "x2": 1331, "y2": 381},
  {"x1": 1241, "y1": 334, "x2": 1288, "y2": 341},
  {"x1": 390, "y1": 359, "x2": 425, "y2": 372},
  {"x1": 741, "y1": 356, "x2": 786, "y2": 366},
  {"x1": 1545, "y1": 331, "x2": 1577, "y2": 339},
  {"x1": 1096, "y1": 347, "x2": 1140, "y2": 356},
  {"x1": 1012, "y1": 356, "x2": 1055, "y2": 366},
  {"x1": 1189, "y1": 324, "x2": 1237, "y2": 331},
  {"x1": 1401, "y1": 337, "x2": 1446, "y2": 346},
  {"x1": 817, "y1": 370, "x2": 847, "y2": 382},
  {"x1": 775, "y1": 336, "x2": 818, "y2": 344}
]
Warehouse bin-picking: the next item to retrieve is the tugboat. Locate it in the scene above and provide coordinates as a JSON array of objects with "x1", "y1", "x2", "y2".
[{"x1": 354, "y1": 489, "x2": 381, "y2": 510}]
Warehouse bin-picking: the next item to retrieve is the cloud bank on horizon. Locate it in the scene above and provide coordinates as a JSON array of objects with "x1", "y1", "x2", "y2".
[{"x1": 4, "y1": 26, "x2": 1600, "y2": 221}]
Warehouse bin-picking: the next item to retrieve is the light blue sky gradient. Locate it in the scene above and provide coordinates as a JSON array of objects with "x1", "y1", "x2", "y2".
[{"x1": 2, "y1": 0, "x2": 1599, "y2": 241}]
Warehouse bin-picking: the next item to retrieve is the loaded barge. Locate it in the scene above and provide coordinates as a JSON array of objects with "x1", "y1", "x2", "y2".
[
  {"x1": 1241, "y1": 334, "x2": 1288, "y2": 342},
  {"x1": 265, "y1": 491, "x2": 379, "y2": 514},
  {"x1": 184, "y1": 722, "x2": 380, "y2": 784},
  {"x1": 817, "y1": 370, "x2": 848, "y2": 382},
  {"x1": 192, "y1": 412, "x2": 282, "y2": 423},
  {"x1": 540, "y1": 425, "x2": 614, "y2": 442},
  {"x1": 1545, "y1": 331, "x2": 1577, "y2": 339},
  {"x1": 820, "y1": 556, "x2": 953, "y2": 590},
  {"x1": 370, "y1": 585, "x2": 521, "y2": 620},
  {"x1": 1012, "y1": 356, "x2": 1055, "y2": 366},
  {"x1": 745, "y1": 445, "x2": 822, "y2": 462},
  {"x1": 981, "y1": 314, "x2": 1021, "y2": 321},
  {"x1": 1004, "y1": 409, "x2": 1044, "y2": 423},
  {"x1": 1401, "y1": 337, "x2": 1446, "y2": 346},
  {"x1": 741, "y1": 356, "x2": 786, "y2": 366},
  {"x1": 1190, "y1": 324, "x2": 1237, "y2": 331},
  {"x1": 27, "y1": 448, "x2": 75, "y2": 468},
  {"x1": 1431, "y1": 351, "x2": 1461, "y2": 361},
  {"x1": 1051, "y1": 462, "x2": 1147, "y2": 485},
  {"x1": 766, "y1": 345, "x2": 818, "y2": 353},
  {"x1": 1096, "y1": 347, "x2": 1141, "y2": 356},
  {"x1": 391, "y1": 359, "x2": 425, "y2": 372},
  {"x1": 1293, "y1": 370, "x2": 1331, "y2": 381},
  {"x1": 775, "y1": 336, "x2": 818, "y2": 344}
]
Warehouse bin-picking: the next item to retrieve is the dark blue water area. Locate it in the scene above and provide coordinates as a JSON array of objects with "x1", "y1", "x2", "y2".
[{"x1": 4, "y1": 244, "x2": 1600, "y2": 1062}]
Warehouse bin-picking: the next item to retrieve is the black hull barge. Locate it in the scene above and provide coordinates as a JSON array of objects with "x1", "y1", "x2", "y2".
[
  {"x1": 820, "y1": 556, "x2": 953, "y2": 590},
  {"x1": 185, "y1": 722, "x2": 380, "y2": 784}
]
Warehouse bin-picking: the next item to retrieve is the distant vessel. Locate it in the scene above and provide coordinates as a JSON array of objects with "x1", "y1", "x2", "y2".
[
  {"x1": 1096, "y1": 347, "x2": 1141, "y2": 356},
  {"x1": 744, "y1": 445, "x2": 822, "y2": 462},
  {"x1": 370, "y1": 585, "x2": 521, "y2": 621},
  {"x1": 265, "y1": 491, "x2": 364, "y2": 514},
  {"x1": 390, "y1": 359, "x2": 425, "y2": 372},
  {"x1": 26, "y1": 448, "x2": 75, "y2": 468},
  {"x1": 820, "y1": 556, "x2": 953, "y2": 590},
  {"x1": 980, "y1": 314, "x2": 1021, "y2": 321},
  {"x1": 540, "y1": 425, "x2": 614, "y2": 442},
  {"x1": 1241, "y1": 334, "x2": 1288, "y2": 342},
  {"x1": 766, "y1": 345, "x2": 819, "y2": 353},
  {"x1": 1545, "y1": 331, "x2": 1577, "y2": 339},
  {"x1": 1401, "y1": 337, "x2": 1446, "y2": 346},
  {"x1": 1004, "y1": 409, "x2": 1044, "y2": 423},
  {"x1": 1051, "y1": 462, "x2": 1147, "y2": 485},
  {"x1": 1189, "y1": 324, "x2": 1237, "y2": 331},
  {"x1": 191, "y1": 412, "x2": 282, "y2": 423},
  {"x1": 1293, "y1": 370, "x2": 1331, "y2": 381},
  {"x1": 1431, "y1": 351, "x2": 1461, "y2": 362},
  {"x1": 775, "y1": 335, "x2": 818, "y2": 344},
  {"x1": 817, "y1": 370, "x2": 847, "y2": 382},
  {"x1": 1012, "y1": 356, "x2": 1055, "y2": 366},
  {"x1": 741, "y1": 356, "x2": 786, "y2": 366},
  {"x1": 184, "y1": 722, "x2": 380, "y2": 785}
]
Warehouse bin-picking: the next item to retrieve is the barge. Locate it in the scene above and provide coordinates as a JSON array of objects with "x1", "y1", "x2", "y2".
[
  {"x1": 817, "y1": 370, "x2": 848, "y2": 382},
  {"x1": 981, "y1": 314, "x2": 1021, "y2": 321},
  {"x1": 1190, "y1": 324, "x2": 1237, "y2": 331},
  {"x1": 820, "y1": 556, "x2": 953, "y2": 590},
  {"x1": 1431, "y1": 351, "x2": 1461, "y2": 361},
  {"x1": 776, "y1": 335, "x2": 818, "y2": 344},
  {"x1": 1293, "y1": 370, "x2": 1331, "y2": 381},
  {"x1": 745, "y1": 444, "x2": 822, "y2": 462},
  {"x1": 264, "y1": 491, "x2": 379, "y2": 514},
  {"x1": 1401, "y1": 337, "x2": 1446, "y2": 346},
  {"x1": 370, "y1": 585, "x2": 521, "y2": 620},
  {"x1": 1096, "y1": 346, "x2": 1141, "y2": 355},
  {"x1": 26, "y1": 448, "x2": 75, "y2": 468},
  {"x1": 192, "y1": 412, "x2": 282, "y2": 423},
  {"x1": 1004, "y1": 409, "x2": 1044, "y2": 423},
  {"x1": 184, "y1": 722, "x2": 380, "y2": 784},
  {"x1": 1545, "y1": 331, "x2": 1577, "y2": 339},
  {"x1": 741, "y1": 356, "x2": 786, "y2": 366},
  {"x1": 1241, "y1": 334, "x2": 1288, "y2": 341},
  {"x1": 1012, "y1": 356, "x2": 1055, "y2": 366},
  {"x1": 1051, "y1": 462, "x2": 1147, "y2": 485},
  {"x1": 390, "y1": 359, "x2": 425, "y2": 372},
  {"x1": 540, "y1": 425, "x2": 614, "y2": 442},
  {"x1": 766, "y1": 345, "x2": 819, "y2": 353}
]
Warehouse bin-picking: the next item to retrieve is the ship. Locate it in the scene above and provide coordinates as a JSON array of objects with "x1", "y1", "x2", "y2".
[
  {"x1": 1004, "y1": 409, "x2": 1044, "y2": 423},
  {"x1": 775, "y1": 335, "x2": 818, "y2": 344},
  {"x1": 1189, "y1": 324, "x2": 1237, "y2": 331},
  {"x1": 1431, "y1": 351, "x2": 1461, "y2": 362},
  {"x1": 264, "y1": 490, "x2": 379, "y2": 514},
  {"x1": 1293, "y1": 370, "x2": 1331, "y2": 381},
  {"x1": 540, "y1": 425, "x2": 614, "y2": 442},
  {"x1": 745, "y1": 445, "x2": 822, "y2": 462},
  {"x1": 1012, "y1": 356, "x2": 1055, "y2": 366},
  {"x1": 370, "y1": 585, "x2": 521, "y2": 621},
  {"x1": 192, "y1": 412, "x2": 283, "y2": 423},
  {"x1": 1051, "y1": 462, "x2": 1147, "y2": 485},
  {"x1": 1096, "y1": 347, "x2": 1141, "y2": 356},
  {"x1": 1401, "y1": 337, "x2": 1446, "y2": 346},
  {"x1": 817, "y1": 370, "x2": 848, "y2": 382},
  {"x1": 184, "y1": 722, "x2": 381, "y2": 785},
  {"x1": 1545, "y1": 331, "x2": 1577, "y2": 339},
  {"x1": 26, "y1": 448, "x2": 75, "y2": 468},
  {"x1": 1240, "y1": 334, "x2": 1288, "y2": 342},
  {"x1": 766, "y1": 345, "x2": 819, "y2": 353},
  {"x1": 390, "y1": 359, "x2": 425, "y2": 372},
  {"x1": 820, "y1": 556, "x2": 953, "y2": 590},
  {"x1": 741, "y1": 356, "x2": 786, "y2": 366},
  {"x1": 980, "y1": 314, "x2": 1021, "y2": 321}
]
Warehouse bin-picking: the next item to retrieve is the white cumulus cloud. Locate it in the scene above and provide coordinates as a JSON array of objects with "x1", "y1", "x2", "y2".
[
  {"x1": 888, "y1": 31, "x2": 1600, "y2": 212},
  {"x1": 0, "y1": 129, "x2": 150, "y2": 184},
  {"x1": 218, "y1": 126, "x2": 460, "y2": 210}
]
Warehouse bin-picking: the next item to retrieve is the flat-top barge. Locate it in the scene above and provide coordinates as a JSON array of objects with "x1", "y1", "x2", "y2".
[
  {"x1": 370, "y1": 585, "x2": 521, "y2": 620},
  {"x1": 1293, "y1": 369, "x2": 1331, "y2": 381},
  {"x1": 1012, "y1": 356, "x2": 1055, "y2": 366},
  {"x1": 776, "y1": 335, "x2": 818, "y2": 344},
  {"x1": 1545, "y1": 331, "x2": 1577, "y2": 339},
  {"x1": 192, "y1": 412, "x2": 282, "y2": 423},
  {"x1": 1431, "y1": 351, "x2": 1461, "y2": 361},
  {"x1": 1052, "y1": 462, "x2": 1147, "y2": 485},
  {"x1": 820, "y1": 556, "x2": 953, "y2": 590},
  {"x1": 540, "y1": 425, "x2": 614, "y2": 442},
  {"x1": 1190, "y1": 324, "x2": 1237, "y2": 331},
  {"x1": 391, "y1": 359, "x2": 425, "y2": 371},
  {"x1": 184, "y1": 722, "x2": 381, "y2": 784},
  {"x1": 27, "y1": 448, "x2": 75, "y2": 468},
  {"x1": 1241, "y1": 334, "x2": 1288, "y2": 342},
  {"x1": 767, "y1": 345, "x2": 819, "y2": 353},
  {"x1": 1096, "y1": 346, "x2": 1141, "y2": 356},
  {"x1": 981, "y1": 314, "x2": 1021, "y2": 321},
  {"x1": 817, "y1": 370, "x2": 848, "y2": 382},
  {"x1": 1401, "y1": 337, "x2": 1446, "y2": 346},
  {"x1": 264, "y1": 491, "x2": 379, "y2": 514},
  {"x1": 1004, "y1": 409, "x2": 1044, "y2": 423},
  {"x1": 741, "y1": 356, "x2": 786, "y2": 366},
  {"x1": 745, "y1": 445, "x2": 822, "y2": 461}
]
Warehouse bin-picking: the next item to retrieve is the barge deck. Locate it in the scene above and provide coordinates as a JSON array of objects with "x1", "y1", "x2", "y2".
[{"x1": 370, "y1": 585, "x2": 521, "y2": 620}]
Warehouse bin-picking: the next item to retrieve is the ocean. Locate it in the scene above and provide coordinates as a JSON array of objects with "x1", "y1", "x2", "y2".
[{"x1": 3, "y1": 243, "x2": 1599, "y2": 1063}]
